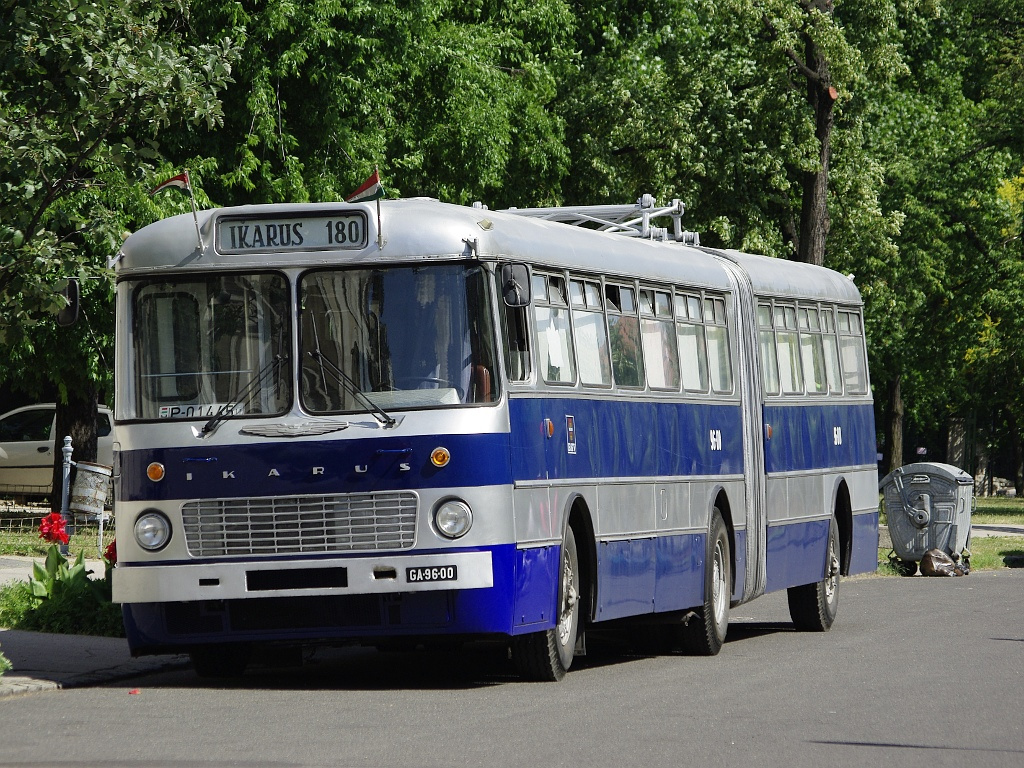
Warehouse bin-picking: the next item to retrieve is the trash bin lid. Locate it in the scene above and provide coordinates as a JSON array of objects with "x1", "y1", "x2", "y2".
[{"x1": 879, "y1": 462, "x2": 973, "y2": 489}]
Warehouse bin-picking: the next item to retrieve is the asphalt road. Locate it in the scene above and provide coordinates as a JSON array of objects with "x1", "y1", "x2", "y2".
[{"x1": 1, "y1": 569, "x2": 1022, "y2": 768}]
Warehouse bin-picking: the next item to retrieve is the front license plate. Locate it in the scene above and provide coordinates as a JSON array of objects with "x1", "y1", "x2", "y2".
[{"x1": 406, "y1": 565, "x2": 458, "y2": 583}]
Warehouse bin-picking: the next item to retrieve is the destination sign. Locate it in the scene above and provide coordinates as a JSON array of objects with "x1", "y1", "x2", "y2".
[{"x1": 216, "y1": 212, "x2": 368, "y2": 254}]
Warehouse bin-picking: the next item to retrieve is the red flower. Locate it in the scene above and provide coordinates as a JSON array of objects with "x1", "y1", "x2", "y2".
[
  {"x1": 39, "y1": 512, "x2": 70, "y2": 545},
  {"x1": 104, "y1": 539, "x2": 117, "y2": 566}
]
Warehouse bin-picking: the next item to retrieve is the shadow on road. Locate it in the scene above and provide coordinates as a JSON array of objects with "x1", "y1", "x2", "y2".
[{"x1": 96, "y1": 619, "x2": 802, "y2": 693}]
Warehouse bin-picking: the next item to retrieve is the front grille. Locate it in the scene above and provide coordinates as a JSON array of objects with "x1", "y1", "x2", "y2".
[{"x1": 181, "y1": 491, "x2": 418, "y2": 557}]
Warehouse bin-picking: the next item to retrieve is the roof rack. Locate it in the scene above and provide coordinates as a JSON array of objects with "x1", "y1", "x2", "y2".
[{"x1": 488, "y1": 194, "x2": 700, "y2": 246}]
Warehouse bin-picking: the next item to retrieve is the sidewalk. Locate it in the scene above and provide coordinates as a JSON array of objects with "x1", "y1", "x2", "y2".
[{"x1": 0, "y1": 556, "x2": 189, "y2": 698}]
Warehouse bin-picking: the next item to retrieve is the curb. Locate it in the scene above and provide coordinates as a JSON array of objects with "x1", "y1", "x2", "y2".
[{"x1": 0, "y1": 652, "x2": 191, "y2": 700}]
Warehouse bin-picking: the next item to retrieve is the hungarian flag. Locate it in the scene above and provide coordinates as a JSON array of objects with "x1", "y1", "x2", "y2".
[
  {"x1": 150, "y1": 171, "x2": 192, "y2": 196},
  {"x1": 346, "y1": 169, "x2": 385, "y2": 203}
]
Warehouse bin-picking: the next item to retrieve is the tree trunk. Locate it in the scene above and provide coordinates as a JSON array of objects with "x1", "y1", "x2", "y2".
[
  {"x1": 797, "y1": 35, "x2": 835, "y2": 267},
  {"x1": 1011, "y1": 412, "x2": 1024, "y2": 497},
  {"x1": 888, "y1": 376, "x2": 904, "y2": 473},
  {"x1": 50, "y1": 386, "x2": 99, "y2": 511}
]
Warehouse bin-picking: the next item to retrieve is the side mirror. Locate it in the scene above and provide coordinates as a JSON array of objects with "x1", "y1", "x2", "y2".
[
  {"x1": 500, "y1": 263, "x2": 531, "y2": 307},
  {"x1": 56, "y1": 278, "x2": 80, "y2": 327}
]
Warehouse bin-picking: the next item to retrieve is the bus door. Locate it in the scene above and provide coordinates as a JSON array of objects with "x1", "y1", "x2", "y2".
[{"x1": 717, "y1": 258, "x2": 767, "y2": 603}]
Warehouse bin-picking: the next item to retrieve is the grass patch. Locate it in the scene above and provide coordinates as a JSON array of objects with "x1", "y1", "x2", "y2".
[
  {"x1": 0, "y1": 527, "x2": 114, "y2": 559},
  {"x1": 876, "y1": 535, "x2": 1024, "y2": 575},
  {"x1": 973, "y1": 495, "x2": 1024, "y2": 525}
]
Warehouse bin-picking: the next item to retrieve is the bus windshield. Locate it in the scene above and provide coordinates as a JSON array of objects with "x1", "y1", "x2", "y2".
[
  {"x1": 128, "y1": 273, "x2": 291, "y2": 421},
  {"x1": 299, "y1": 264, "x2": 498, "y2": 411}
]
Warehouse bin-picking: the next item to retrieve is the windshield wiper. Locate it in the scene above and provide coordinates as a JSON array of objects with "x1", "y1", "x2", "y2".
[
  {"x1": 306, "y1": 350, "x2": 396, "y2": 428},
  {"x1": 201, "y1": 354, "x2": 287, "y2": 436}
]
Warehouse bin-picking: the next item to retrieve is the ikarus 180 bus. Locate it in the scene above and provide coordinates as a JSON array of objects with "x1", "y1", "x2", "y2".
[{"x1": 111, "y1": 195, "x2": 878, "y2": 680}]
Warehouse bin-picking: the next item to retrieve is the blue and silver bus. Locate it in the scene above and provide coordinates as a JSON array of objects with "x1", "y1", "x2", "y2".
[{"x1": 111, "y1": 195, "x2": 878, "y2": 680}]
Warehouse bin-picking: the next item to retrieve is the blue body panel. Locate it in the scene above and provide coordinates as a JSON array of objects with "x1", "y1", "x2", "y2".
[
  {"x1": 508, "y1": 397, "x2": 744, "y2": 481},
  {"x1": 763, "y1": 402, "x2": 876, "y2": 473},
  {"x1": 120, "y1": 431, "x2": 512, "y2": 502},
  {"x1": 120, "y1": 396, "x2": 877, "y2": 652}
]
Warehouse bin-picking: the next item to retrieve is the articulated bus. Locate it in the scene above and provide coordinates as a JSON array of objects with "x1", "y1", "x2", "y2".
[{"x1": 111, "y1": 195, "x2": 878, "y2": 680}]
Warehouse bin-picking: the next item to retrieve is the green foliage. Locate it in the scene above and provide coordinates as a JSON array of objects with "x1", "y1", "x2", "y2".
[
  {"x1": 0, "y1": 546, "x2": 123, "y2": 637},
  {"x1": 176, "y1": 0, "x2": 574, "y2": 207},
  {"x1": 0, "y1": 646, "x2": 10, "y2": 677}
]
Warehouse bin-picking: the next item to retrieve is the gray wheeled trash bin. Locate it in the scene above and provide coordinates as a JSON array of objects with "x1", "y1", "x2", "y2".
[{"x1": 879, "y1": 462, "x2": 974, "y2": 576}]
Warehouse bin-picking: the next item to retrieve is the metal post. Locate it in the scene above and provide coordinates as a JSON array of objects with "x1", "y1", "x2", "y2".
[{"x1": 60, "y1": 436, "x2": 73, "y2": 556}]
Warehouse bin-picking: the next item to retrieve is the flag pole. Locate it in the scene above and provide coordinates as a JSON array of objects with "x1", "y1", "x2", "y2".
[
  {"x1": 184, "y1": 170, "x2": 205, "y2": 252},
  {"x1": 375, "y1": 165, "x2": 383, "y2": 250}
]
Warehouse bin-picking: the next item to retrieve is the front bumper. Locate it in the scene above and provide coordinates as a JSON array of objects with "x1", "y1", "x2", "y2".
[{"x1": 113, "y1": 550, "x2": 494, "y2": 604}]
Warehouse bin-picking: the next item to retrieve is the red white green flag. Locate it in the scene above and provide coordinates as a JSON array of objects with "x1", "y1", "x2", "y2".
[
  {"x1": 346, "y1": 169, "x2": 385, "y2": 203},
  {"x1": 150, "y1": 170, "x2": 192, "y2": 196}
]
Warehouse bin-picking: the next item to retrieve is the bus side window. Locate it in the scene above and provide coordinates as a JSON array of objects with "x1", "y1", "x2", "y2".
[
  {"x1": 774, "y1": 303, "x2": 802, "y2": 394},
  {"x1": 757, "y1": 303, "x2": 780, "y2": 396},
  {"x1": 838, "y1": 309, "x2": 868, "y2": 394},
  {"x1": 503, "y1": 302, "x2": 531, "y2": 383},
  {"x1": 676, "y1": 292, "x2": 709, "y2": 393},
  {"x1": 798, "y1": 306, "x2": 828, "y2": 394},
  {"x1": 606, "y1": 283, "x2": 644, "y2": 388},
  {"x1": 533, "y1": 273, "x2": 576, "y2": 384},
  {"x1": 640, "y1": 287, "x2": 680, "y2": 390},
  {"x1": 571, "y1": 277, "x2": 612, "y2": 387},
  {"x1": 820, "y1": 307, "x2": 843, "y2": 393},
  {"x1": 705, "y1": 295, "x2": 733, "y2": 394}
]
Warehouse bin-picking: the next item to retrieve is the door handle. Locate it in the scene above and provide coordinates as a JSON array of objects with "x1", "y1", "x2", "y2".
[{"x1": 37, "y1": 446, "x2": 50, "y2": 453}]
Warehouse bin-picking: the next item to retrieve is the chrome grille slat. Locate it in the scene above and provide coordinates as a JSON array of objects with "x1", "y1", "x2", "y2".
[{"x1": 182, "y1": 492, "x2": 418, "y2": 557}]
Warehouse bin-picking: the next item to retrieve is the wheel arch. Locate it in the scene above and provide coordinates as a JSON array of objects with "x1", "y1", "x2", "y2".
[
  {"x1": 831, "y1": 478, "x2": 854, "y2": 576},
  {"x1": 709, "y1": 486, "x2": 737, "y2": 596},
  {"x1": 564, "y1": 493, "x2": 597, "y2": 624}
]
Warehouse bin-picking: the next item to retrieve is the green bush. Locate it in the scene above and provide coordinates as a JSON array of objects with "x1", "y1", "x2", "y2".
[
  {"x1": 0, "y1": 647, "x2": 11, "y2": 677},
  {"x1": 0, "y1": 545, "x2": 124, "y2": 638}
]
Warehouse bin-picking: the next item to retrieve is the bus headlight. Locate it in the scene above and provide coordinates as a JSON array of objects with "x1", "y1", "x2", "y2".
[
  {"x1": 134, "y1": 510, "x2": 172, "y2": 552},
  {"x1": 433, "y1": 499, "x2": 473, "y2": 539}
]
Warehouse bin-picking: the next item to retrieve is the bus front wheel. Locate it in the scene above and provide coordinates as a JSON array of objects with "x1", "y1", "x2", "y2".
[
  {"x1": 788, "y1": 515, "x2": 840, "y2": 631},
  {"x1": 512, "y1": 526, "x2": 580, "y2": 681}
]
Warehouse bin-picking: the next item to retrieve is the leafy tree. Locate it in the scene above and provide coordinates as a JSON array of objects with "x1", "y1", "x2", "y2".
[
  {"x1": 0, "y1": 0, "x2": 238, "y2": 496},
  {"x1": 174, "y1": 0, "x2": 574, "y2": 208}
]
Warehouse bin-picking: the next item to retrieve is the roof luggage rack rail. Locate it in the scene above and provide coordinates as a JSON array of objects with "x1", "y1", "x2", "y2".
[{"x1": 496, "y1": 194, "x2": 700, "y2": 246}]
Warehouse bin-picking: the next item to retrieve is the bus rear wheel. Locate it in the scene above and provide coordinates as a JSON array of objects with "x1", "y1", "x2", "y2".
[
  {"x1": 512, "y1": 526, "x2": 580, "y2": 681},
  {"x1": 788, "y1": 515, "x2": 840, "y2": 631},
  {"x1": 678, "y1": 508, "x2": 730, "y2": 656}
]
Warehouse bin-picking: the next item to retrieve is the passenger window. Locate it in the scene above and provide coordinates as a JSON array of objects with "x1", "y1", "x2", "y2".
[
  {"x1": 677, "y1": 292, "x2": 709, "y2": 392},
  {"x1": 572, "y1": 279, "x2": 612, "y2": 387},
  {"x1": 607, "y1": 283, "x2": 644, "y2": 388},
  {"x1": 774, "y1": 302, "x2": 802, "y2": 394},
  {"x1": 838, "y1": 309, "x2": 868, "y2": 394},
  {"x1": 820, "y1": 308, "x2": 842, "y2": 393},
  {"x1": 758, "y1": 303, "x2": 780, "y2": 396},
  {"x1": 533, "y1": 273, "x2": 576, "y2": 384},
  {"x1": 569, "y1": 280, "x2": 585, "y2": 308},
  {"x1": 799, "y1": 306, "x2": 828, "y2": 394},
  {"x1": 640, "y1": 286, "x2": 679, "y2": 390},
  {"x1": 706, "y1": 301, "x2": 733, "y2": 394}
]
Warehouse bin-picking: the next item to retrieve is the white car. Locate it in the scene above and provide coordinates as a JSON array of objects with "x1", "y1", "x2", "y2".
[{"x1": 0, "y1": 403, "x2": 114, "y2": 497}]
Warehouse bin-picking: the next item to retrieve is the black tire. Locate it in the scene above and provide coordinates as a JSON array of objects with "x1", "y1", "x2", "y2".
[
  {"x1": 679, "y1": 508, "x2": 730, "y2": 656},
  {"x1": 190, "y1": 643, "x2": 252, "y2": 679},
  {"x1": 788, "y1": 515, "x2": 840, "y2": 631},
  {"x1": 512, "y1": 527, "x2": 580, "y2": 681}
]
